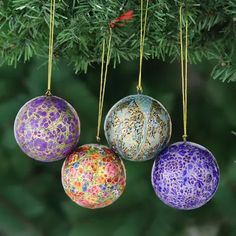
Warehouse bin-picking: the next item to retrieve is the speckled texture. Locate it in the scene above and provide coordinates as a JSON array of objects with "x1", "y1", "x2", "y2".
[
  {"x1": 104, "y1": 94, "x2": 172, "y2": 161},
  {"x1": 61, "y1": 144, "x2": 126, "y2": 209},
  {"x1": 14, "y1": 96, "x2": 80, "y2": 162},
  {"x1": 151, "y1": 141, "x2": 220, "y2": 210}
]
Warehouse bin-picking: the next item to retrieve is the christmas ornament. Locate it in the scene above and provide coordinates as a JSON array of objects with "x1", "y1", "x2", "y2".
[
  {"x1": 14, "y1": 96, "x2": 80, "y2": 162},
  {"x1": 104, "y1": 94, "x2": 172, "y2": 161},
  {"x1": 61, "y1": 14, "x2": 127, "y2": 209},
  {"x1": 151, "y1": 6, "x2": 220, "y2": 210},
  {"x1": 13, "y1": 1, "x2": 80, "y2": 162},
  {"x1": 61, "y1": 144, "x2": 126, "y2": 209},
  {"x1": 104, "y1": 1, "x2": 171, "y2": 161},
  {"x1": 151, "y1": 141, "x2": 220, "y2": 210}
]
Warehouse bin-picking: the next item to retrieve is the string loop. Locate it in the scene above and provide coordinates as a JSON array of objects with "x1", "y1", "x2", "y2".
[
  {"x1": 45, "y1": 89, "x2": 52, "y2": 96},
  {"x1": 179, "y1": 4, "x2": 188, "y2": 142},
  {"x1": 137, "y1": 0, "x2": 149, "y2": 93},
  {"x1": 96, "y1": 10, "x2": 133, "y2": 142},
  {"x1": 46, "y1": 0, "x2": 56, "y2": 96},
  {"x1": 96, "y1": 28, "x2": 113, "y2": 142}
]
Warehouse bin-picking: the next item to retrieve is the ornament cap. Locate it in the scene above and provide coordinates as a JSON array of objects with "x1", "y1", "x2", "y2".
[
  {"x1": 96, "y1": 136, "x2": 101, "y2": 143},
  {"x1": 182, "y1": 134, "x2": 188, "y2": 142},
  {"x1": 136, "y1": 85, "x2": 143, "y2": 94},
  {"x1": 45, "y1": 89, "x2": 52, "y2": 96}
]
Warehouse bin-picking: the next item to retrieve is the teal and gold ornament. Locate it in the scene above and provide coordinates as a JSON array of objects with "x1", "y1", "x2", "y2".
[
  {"x1": 104, "y1": 1, "x2": 172, "y2": 161},
  {"x1": 104, "y1": 94, "x2": 171, "y2": 161}
]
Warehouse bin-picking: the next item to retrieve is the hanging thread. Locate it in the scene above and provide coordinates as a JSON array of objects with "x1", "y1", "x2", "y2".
[
  {"x1": 96, "y1": 28, "x2": 113, "y2": 142},
  {"x1": 179, "y1": 4, "x2": 188, "y2": 141},
  {"x1": 137, "y1": 0, "x2": 149, "y2": 93},
  {"x1": 96, "y1": 10, "x2": 134, "y2": 142},
  {"x1": 46, "y1": 0, "x2": 56, "y2": 96}
]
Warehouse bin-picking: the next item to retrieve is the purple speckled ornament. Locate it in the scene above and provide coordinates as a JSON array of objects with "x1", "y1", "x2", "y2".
[
  {"x1": 151, "y1": 141, "x2": 220, "y2": 210},
  {"x1": 14, "y1": 96, "x2": 80, "y2": 162}
]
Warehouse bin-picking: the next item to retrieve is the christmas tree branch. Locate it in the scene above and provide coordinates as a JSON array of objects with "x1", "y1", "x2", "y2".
[{"x1": 0, "y1": 0, "x2": 236, "y2": 82}]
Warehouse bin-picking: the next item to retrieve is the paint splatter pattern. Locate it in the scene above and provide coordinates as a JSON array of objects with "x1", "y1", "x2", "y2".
[
  {"x1": 151, "y1": 142, "x2": 220, "y2": 210},
  {"x1": 14, "y1": 96, "x2": 80, "y2": 162},
  {"x1": 104, "y1": 94, "x2": 172, "y2": 161},
  {"x1": 61, "y1": 144, "x2": 126, "y2": 209}
]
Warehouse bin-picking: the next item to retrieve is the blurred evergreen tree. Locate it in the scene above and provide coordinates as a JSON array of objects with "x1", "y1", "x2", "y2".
[{"x1": 0, "y1": 58, "x2": 235, "y2": 236}]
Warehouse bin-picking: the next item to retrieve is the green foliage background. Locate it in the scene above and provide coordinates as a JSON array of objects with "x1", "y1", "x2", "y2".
[{"x1": 0, "y1": 58, "x2": 235, "y2": 236}]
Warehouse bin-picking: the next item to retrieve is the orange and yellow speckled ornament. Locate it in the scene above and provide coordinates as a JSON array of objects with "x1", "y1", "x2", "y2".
[{"x1": 61, "y1": 144, "x2": 126, "y2": 209}]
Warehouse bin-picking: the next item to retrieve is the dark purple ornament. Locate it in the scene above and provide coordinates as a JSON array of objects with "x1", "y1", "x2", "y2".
[
  {"x1": 151, "y1": 141, "x2": 220, "y2": 210},
  {"x1": 14, "y1": 96, "x2": 80, "y2": 162}
]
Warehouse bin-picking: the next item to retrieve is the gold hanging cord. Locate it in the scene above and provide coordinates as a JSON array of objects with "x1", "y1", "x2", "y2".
[
  {"x1": 179, "y1": 4, "x2": 188, "y2": 141},
  {"x1": 137, "y1": 0, "x2": 149, "y2": 93},
  {"x1": 46, "y1": 0, "x2": 56, "y2": 96},
  {"x1": 96, "y1": 28, "x2": 113, "y2": 142}
]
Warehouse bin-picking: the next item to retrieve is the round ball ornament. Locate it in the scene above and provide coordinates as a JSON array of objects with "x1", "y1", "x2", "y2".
[
  {"x1": 104, "y1": 94, "x2": 172, "y2": 161},
  {"x1": 151, "y1": 141, "x2": 220, "y2": 210},
  {"x1": 61, "y1": 144, "x2": 126, "y2": 209},
  {"x1": 14, "y1": 95, "x2": 80, "y2": 162}
]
